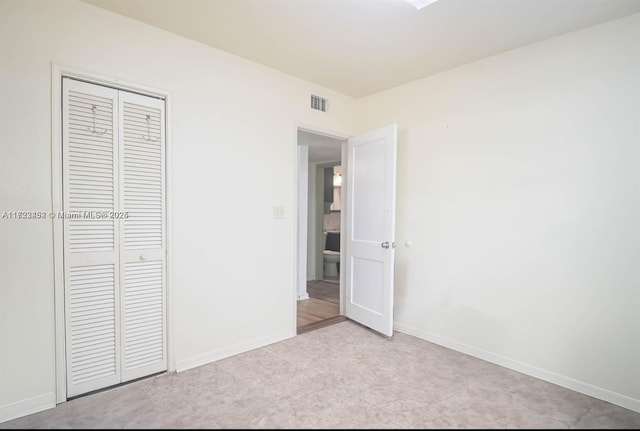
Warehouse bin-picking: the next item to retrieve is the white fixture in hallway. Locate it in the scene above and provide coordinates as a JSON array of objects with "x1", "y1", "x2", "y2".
[{"x1": 322, "y1": 231, "x2": 340, "y2": 280}]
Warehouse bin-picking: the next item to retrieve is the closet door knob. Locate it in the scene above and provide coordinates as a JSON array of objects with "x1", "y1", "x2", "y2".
[{"x1": 381, "y1": 241, "x2": 390, "y2": 249}]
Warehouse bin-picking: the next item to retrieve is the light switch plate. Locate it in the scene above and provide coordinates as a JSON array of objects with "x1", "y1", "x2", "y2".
[{"x1": 273, "y1": 206, "x2": 285, "y2": 219}]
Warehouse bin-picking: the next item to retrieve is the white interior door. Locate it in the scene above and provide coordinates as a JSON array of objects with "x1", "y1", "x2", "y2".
[
  {"x1": 345, "y1": 124, "x2": 397, "y2": 337},
  {"x1": 63, "y1": 79, "x2": 122, "y2": 396},
  {"x1": 62, "y1": 78, "x2": 167, "y2": 397},
  {"x1": 118, "y1": 91, "x2": 167, "y2": 382}
]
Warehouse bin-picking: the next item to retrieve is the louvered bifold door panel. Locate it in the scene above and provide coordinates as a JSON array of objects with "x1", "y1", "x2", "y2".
[
  {"x1": 62, "y1": 79, "x2": 121, "y2": 396},
  {"x1": 119, "y1": 91, "x2": 167, "y2": 381}
]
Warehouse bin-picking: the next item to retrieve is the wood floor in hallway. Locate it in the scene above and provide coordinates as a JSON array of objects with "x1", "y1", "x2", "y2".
[{"x1": 297, "y1": 280, "x2": 345, "y2": 334}]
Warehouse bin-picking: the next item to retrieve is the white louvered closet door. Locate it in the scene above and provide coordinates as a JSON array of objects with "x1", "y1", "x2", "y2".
[
  {"x1": 118, "y1": 91, "x2": 167, "y2": 383},
  {"x1": 63, "y1": 79, "x2": 121, "y2": 397},
  {"x1": 62, "y1": 79, "x2": 166, "y2": 397}
]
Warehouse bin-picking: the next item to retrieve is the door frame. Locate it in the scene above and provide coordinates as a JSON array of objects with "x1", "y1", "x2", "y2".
[
  {"x1": 51, "y1": 63, "x2": 174, "y2": 404},
  {"x1": 294, "y1": 123, "x2": 350, "y2": 325}
]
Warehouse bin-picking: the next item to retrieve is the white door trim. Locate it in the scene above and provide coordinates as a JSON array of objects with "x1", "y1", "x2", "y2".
[
  {"x1": 51, "y1": 63, "x2": 174, "y2": 404},
  {"x1": 293, "y1": 123, "x2": 351, "y2": 330}
]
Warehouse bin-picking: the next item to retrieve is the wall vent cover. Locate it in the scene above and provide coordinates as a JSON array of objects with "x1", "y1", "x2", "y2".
[{"x1": 310, "y1": 95, "x2": 327, "y2": 112}]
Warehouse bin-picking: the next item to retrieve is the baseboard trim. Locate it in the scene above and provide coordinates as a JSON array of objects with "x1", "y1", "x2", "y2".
[
  {"x1": 297, "y1": 292, "x2": 310, "y2": 300},
  {"x1": 394, "y1": 322, "x2": 640, "y2": 414},
  {"x1": 175, "y1": 329, "x2": 294, "y2": 372},
  {"x1": 0, "y1": 392, "x2": 56, "y2": 424}
]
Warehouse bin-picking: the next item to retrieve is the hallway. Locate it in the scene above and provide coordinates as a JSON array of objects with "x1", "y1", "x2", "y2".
[{"x1": 296, "y1": 280, "x2": 344, "y2": 334}]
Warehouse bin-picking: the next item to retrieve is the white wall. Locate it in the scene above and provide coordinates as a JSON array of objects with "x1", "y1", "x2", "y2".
[
  {"x1": 0, "y1": 0, "x2": 355, "y2": 422},
  {"x1": 297, "y1": 145, "x2": 309, "y2": 299},
  {"x1": 2, "y1": 0, "x2": 639, "y2": 422},
  {"x1": 356, "y1": 13, "x2": 640, "y2": 412},
  {"x1": 306, "y1": 162, "x2": 319, "y2": 280},
  {"x1": 323, "y1": 212, "x2": 341, "y2": 231}
]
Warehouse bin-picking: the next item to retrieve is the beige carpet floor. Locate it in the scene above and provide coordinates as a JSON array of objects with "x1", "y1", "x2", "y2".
[{"x1": 3, "y1": 321, "x2": 640, "y2": 429}]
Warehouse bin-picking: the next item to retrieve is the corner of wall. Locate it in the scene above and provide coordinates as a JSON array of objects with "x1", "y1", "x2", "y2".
[
  {"x1": 175, "y1": 329, "x2": 294, "y2": 373},
  {"x1": 0, "y1": 392, "x2": 56, "y2": 425},
  {"x1": 394, "y1": 323, "x2": 640, "y2": 414}
]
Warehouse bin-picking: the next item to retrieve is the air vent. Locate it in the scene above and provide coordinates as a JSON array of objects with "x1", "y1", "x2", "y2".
[{"x1": 310, "y1": 95, "x2": 327, "y2": 112}]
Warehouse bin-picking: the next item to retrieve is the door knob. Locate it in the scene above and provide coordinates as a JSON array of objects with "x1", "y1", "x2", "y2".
[{"x1": 381, "y1": 241, "x2": 390, "y2": 249}]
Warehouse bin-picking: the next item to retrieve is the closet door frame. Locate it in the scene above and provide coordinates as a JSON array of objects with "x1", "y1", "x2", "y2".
[{"x1": 51, "y1": 64, "x2": 174, "y2": 404}]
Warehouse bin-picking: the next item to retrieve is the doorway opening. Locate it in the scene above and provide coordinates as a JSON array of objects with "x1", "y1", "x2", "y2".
[{"x1": 296, "y1": 128, "x2": 347, "y2": 334}]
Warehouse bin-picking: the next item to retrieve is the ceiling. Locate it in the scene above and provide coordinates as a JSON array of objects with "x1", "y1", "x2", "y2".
[
  {"x1": 298, "y1": 130, "x2": 343, "y2": 163},
  {"x1": 80, "y1": 0, "x2": 640, "y2": 98}
]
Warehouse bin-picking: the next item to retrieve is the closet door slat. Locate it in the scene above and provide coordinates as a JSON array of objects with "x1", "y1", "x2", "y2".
[
  {"x1": 119, "y1": 92, "x2": 167, "y2": 382},
  {"x1": 63, "y1": 79, "x2": 121, "y2": 397}
]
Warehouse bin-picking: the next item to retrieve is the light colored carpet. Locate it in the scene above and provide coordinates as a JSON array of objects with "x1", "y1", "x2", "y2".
[{"x1": 3, "y1": 321, "x2": 640, "y2": 429}]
